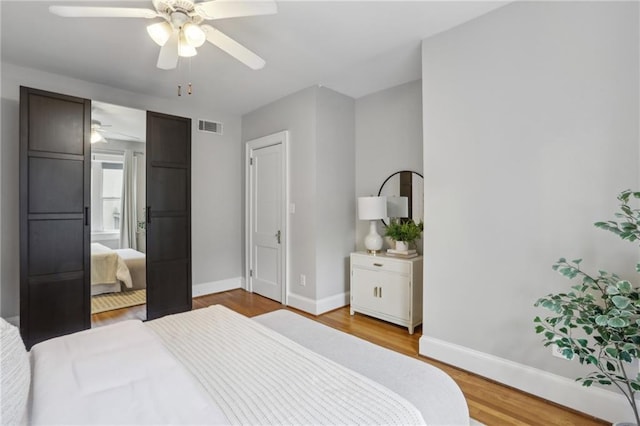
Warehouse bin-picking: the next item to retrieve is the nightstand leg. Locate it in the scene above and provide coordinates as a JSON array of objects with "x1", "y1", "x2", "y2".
[{"x1": 408, "y1": 325, "x2": 414, "y2": 334}]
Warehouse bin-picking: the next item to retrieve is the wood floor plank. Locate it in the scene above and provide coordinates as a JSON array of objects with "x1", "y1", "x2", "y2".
[{"x1": 92, "y1": 289, "x2": 608, "y2": 426}]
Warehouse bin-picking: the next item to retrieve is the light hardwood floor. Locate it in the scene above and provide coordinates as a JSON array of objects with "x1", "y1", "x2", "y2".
[{"x1": 92, "y1": 289, "x2": 607, "y2": 426}]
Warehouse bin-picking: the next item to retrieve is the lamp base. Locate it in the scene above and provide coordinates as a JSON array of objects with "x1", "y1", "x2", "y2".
[
  {"x1": 366, "y1": 249, "x2": 381, "y2": 255},
  {"x1": 363, "y1": 220, "x2": 383, "y2": 253}
]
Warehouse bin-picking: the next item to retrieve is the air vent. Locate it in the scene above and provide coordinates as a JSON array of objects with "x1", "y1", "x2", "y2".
[{"x1": 198, "y1": 119, "x2": 223, "y2": 135}]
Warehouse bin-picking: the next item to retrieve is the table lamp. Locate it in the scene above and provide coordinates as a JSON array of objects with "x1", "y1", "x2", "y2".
[{"x1": 358, "y1": 196, "x2": 387, "y2": 254}]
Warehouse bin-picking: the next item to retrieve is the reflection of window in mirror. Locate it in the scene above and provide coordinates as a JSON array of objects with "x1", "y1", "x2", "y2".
[{"x1": 91, "y1": 153, "x2": 124, "y2": 232}]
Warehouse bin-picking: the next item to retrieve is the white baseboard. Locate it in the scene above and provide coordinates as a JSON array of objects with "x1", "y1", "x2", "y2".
[
  {"x1": 287, "y1": 291, "x2": 350, "y2": 315},
  {"x1": 419, "y1": 335, "x2": 634, "y2": 423},
  {"x1": 192, "y1": 277, "x2": 244, "y2": 298}
]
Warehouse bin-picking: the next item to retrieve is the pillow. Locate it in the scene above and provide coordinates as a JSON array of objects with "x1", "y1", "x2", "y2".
[{"x1": 0, "y1": 318, "x2": 30, "y2": 425}]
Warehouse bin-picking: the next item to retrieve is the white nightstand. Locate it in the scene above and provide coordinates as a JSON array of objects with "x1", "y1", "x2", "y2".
[{"x1": 349, "y1": 252, "x2": 423, "y2": 334}]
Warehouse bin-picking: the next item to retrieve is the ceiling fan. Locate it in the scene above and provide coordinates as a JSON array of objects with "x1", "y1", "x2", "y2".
[
  {"x1": 49, "y1": 0, "x2": 277, "y2": 70},
  {"x1": 91, "y1": 120, "x2": 141, "y2": 143}
]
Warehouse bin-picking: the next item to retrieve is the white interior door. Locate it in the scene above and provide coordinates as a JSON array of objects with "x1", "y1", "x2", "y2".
[{"x1": 246, "y1": 132, "x2": 287, "y2": 303}]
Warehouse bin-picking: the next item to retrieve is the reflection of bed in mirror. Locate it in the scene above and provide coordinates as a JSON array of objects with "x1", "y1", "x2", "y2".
[{"x1": 90, "y1": 242, "x2": 146, "y2": 296}]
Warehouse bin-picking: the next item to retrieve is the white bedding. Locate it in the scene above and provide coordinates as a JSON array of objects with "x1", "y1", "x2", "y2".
[
  {"x1": 29, "y1": 319, "x2": 228, "y2": 425},
  {"x1": 147, "y1": 306, "x2": 425, "y2": 425},
  {"x1": 29, "y1": 306, "x2": 469, "y2": 425},
  {"x1": 90, "y1": 242, "x2": 133, "y2": 295}
]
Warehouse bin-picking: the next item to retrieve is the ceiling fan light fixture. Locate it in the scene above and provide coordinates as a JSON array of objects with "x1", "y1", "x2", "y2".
[
  {"x1": 90, "y1": 130, "x2": 107, "y2": 144},
  {"x1": 147, "y1": 21, "x2": 172, "y2": 46},
  {"x1": 183, "y1": 22, "x2": 206, "y2": 47},
  {"x1": 178, "y1": 30, "x2": 198, "y2": 57}
]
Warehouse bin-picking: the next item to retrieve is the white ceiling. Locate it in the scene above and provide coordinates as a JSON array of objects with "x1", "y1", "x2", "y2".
[{"x1": 1, "y1": 0, "x2": 508, "y2": 116}]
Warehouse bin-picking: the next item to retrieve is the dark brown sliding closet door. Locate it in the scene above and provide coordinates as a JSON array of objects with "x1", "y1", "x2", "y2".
[
  {"x1": 146, "y1": 111, "x2": 192, "y2": 320},
  {"x1": 20, "y1": 87, "x2": 91, "y2": 349}
]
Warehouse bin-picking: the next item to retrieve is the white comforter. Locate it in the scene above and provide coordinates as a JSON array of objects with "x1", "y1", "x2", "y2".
[
  {"x1": 29, "y1": 319, "x2": 228, "y2": 424},
  {"x1": 90, "y1": 242, "x2": 132, "y2": 289},
  {"x1": 29, "y1": 306, "x2": 469, "y2": 425},
  {"x1": 147, "y1": 306, "x2": 425, "y2": 425}
]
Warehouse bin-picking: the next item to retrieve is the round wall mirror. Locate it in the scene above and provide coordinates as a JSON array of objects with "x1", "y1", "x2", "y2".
[{"x1": 377, "y1": 170, "x2": 424, "y2": 226}]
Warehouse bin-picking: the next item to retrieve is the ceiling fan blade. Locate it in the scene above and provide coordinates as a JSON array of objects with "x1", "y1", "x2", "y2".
[
  {"x1": 49, "y1": 6, "x2": 158, "y2": 19},
  {"x1": 196, "y1": 0, "x2": 277, "y2": 20},
  {"x1": 202, "y1": 25, "x2": 265, "y2": 70},
  {"x1": 157, "y1": 31, "x2": 179, "y2": 70}
]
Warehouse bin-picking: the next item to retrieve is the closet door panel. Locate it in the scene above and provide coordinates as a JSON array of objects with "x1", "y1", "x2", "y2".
[
  {"x1": 148, "y1": 117, "x2": 189, "y2": 163},
  {"x1": 27, "y1": 277, "x2": 86, "y2": 344},
  {"x1": 28, "y1": 219, "x2": 84, "y2": 275},
  {"x1": 147, "y1": 261, "x2": 190, "y2": 315},
  {"x1": 147, "y1": 216, "x2": 188, "y2": 261},
  {"x1": 20, "y1": 86, "x2": 90, "y2": 349},
  {"x1": 28, "y1": 94, "x2": 85, "y2": 155},
  {"x1": 28, "y1": 157, "x2": 84, "y2": 213},
  {"x1": 148, "y1": 167, "x2": 187, "y2": 211},
  {"x1": 146, "y1": 111, "x2": 191, "y2": 320}
]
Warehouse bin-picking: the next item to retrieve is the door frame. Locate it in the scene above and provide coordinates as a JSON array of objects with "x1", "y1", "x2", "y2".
[{"x1": 245, "y1": 131, "x2": 289, "y2": 305}]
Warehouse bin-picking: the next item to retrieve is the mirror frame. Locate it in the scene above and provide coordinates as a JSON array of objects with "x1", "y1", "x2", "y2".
[{"x1": 377, "y1": 170, "x2": 423, "y2": 226}]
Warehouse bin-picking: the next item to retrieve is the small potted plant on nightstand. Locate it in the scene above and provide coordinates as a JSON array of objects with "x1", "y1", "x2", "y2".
[{"x1": 384, "y1": 219, "x2": 423, "y2": 251}]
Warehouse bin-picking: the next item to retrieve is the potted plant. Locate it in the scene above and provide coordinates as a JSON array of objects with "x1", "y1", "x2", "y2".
[
  {"x1": 384, "y1": 219, "x2": 423, "y2": 251},
  {"x1": 534, "y1": 190, "x2": 640, "y2": 425}
]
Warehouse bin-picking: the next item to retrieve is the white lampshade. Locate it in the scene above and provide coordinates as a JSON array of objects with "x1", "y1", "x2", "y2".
[
  {"x1": 358, "y1": 196, "x2": 387, "y2": 220},
  {"x1": 387, "y1": 196, "x2": 408, "y2": 218},
  {"x1": 183, "y1": 22, "x2": 206, "y2": 47},
  {"x1": 147, "y1": 21, "x2": 172, "y2": 47},
  {"x1": 178, "y1": 30, "x2": 198, "y2": 57}
]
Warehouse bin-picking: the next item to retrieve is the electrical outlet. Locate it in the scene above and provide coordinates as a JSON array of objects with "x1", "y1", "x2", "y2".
[
  {"x1": 551, "y1": 344, "x2": 570, "y2": 360},
  {"x1": 300, "y1": 274, "x2": 306, "y2": 286}
]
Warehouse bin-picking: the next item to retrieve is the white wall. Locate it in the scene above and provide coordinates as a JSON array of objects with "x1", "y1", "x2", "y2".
[
  {"x1": 242, "y1": 86, "x2": 318, "y2": 301},
  {"x1": 0, "y1": 62, "x2": 244, "y2": 318},
  {"x1": 355, "y1": 80, "x2": 423, "y2": 251},
  {"x1": 316, "y1": 88, "x2": 355, "y2": 300},
  {"x1": 242, "y1": 85, "x2": 355, "y2": 312},
  {"x1": 420, "y1": 1, "x2": 639, "y2": 422}
]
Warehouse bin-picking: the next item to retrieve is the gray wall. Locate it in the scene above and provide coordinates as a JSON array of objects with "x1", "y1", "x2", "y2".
[
  {"x1": 355, "y1": 80, "x2": 423, "y2": 251},
  {"x1": 421, "y1": 0, "x2": 638, "y2": 418},
  {"x1": 315, "y1": 88, "x2": 355, "y2": 300},
  {"x1": 0, "y1": 63, "x2": 244, "y2": 318},
  {"x1": 242, "y1": 85, "x2": 355, "y2": 308},
  {"x1": 242, "y1": 87, "x2": 318, "y2": 300}
]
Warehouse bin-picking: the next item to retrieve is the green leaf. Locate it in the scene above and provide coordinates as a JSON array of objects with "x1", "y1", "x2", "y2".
[
  {"x1": 576, "y1": 339, "x2": 588, "y2": 348},
  {"x1": 571, "y1": 259, "x2": 582, "y2": 265},
  {"x1": 582, "y1": 379, "x2": 594, "y2": 387},
  {"x1": 595, "y1": 315, "x2": 609, "y2": 326},
  {"x1": 611, "y1": 295, "x2": 631, "y2": 309},
  {"x1": 605, "y1": 347, "x2": 619, "y2": 358},
  {"x1": 606, "y1": 286, "x2": 620, "y2": 295},
  {"x1": 583, "y1": 326, "x2": 593, "y2": 335},
  {"x1": 617, "y1": 280, "x2": 632, "y2": 293},
  {"x1": 606, "y1": 361, "x2": 616, "y2": 371},
  {"x1": 535, "y1": 325, "x2": 545, "y2": 334},
  {"x1": 586, "y1": 355, "x2": 598, "y2": 365},
  {"x1": 608, "y1": 317, "x2": 628, "y2": 328}
]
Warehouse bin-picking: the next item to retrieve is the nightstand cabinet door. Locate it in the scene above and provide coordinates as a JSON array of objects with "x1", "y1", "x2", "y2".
[
  {"x1": 350, "y1": 252, "x2": 423, "y2": 334},
  {"x1": 351, "y1": 268, "x2": 409, "y2": 319}
]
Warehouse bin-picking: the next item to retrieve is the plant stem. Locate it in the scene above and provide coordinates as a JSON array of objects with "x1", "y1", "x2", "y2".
[{"x1": 617, "y1": 355, "x2": 640, "y2": 424}]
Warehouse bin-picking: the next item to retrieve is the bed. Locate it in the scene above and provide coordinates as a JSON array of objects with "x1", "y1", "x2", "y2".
[
  {"x1": 90, "y1": 243, "x2": 146, "y2": 295},
  {"x1": 1, "y1": 306, "x2": 469, "y2": 425}
]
